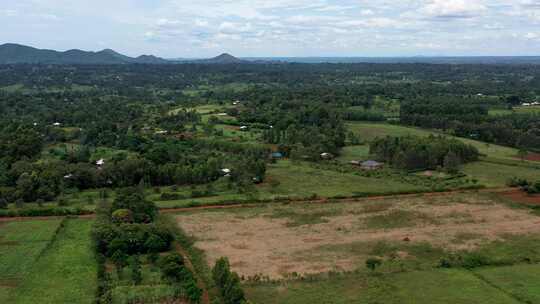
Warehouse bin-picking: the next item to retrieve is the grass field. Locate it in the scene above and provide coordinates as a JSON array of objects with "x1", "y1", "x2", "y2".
[
  {"x1": 175, "y1": 192, "x2": 540, "y2": 303},
  {"x1": 0, "y1": 219, "x2": 63, "y2": 300},
  {"x1": 245, "y1": 269, "x2": 521, "y2": 304},
  {"x1": 152, "y1": 160, "x2": 425, "y2": 208},
  {"x1": 475, "y1": 264, "x2": 540, "y2": 303},
  {"x1": 346, "y1": 122, "x2": 522, "y2": 161},
  {"x1": 346, "y1": 122, "x2": 539, "y2": 187},
  {"x1": 462, "y1": 161, "x2": 540, "y2": 187},
  {"x1": 0, "y1": 219, "x2": 97, "y2": 304}
]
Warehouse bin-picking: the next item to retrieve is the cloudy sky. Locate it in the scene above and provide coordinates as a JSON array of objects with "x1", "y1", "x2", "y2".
[{"x1": 1, "y1": 0, "x2": 540, "y2": 58}]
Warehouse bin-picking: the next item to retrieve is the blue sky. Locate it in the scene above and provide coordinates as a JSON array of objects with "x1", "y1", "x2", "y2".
[{"x1": 1, "y1": 0, "x2": 540, "y2": 58}]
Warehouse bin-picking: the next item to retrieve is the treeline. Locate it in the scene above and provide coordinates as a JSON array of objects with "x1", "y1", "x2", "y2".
[
  {"x1": 400, "y1": 97, "x2": 540, "y2": 150},
  {"x1": 370, "y1": 135, "x2": 480, "y2": 171},
  {"x1": 93, "y1": 187, "x2": 202, "y2": 303}
]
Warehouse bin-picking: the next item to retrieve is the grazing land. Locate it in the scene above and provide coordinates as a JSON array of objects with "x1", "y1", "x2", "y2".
[{"x1": 0, "y1": 219, "x2": 97, "y2": 304}]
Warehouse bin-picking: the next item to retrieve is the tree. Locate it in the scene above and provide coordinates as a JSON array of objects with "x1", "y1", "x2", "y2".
[
  {"x1": 111, "y1": 250, "x2": 128, "y2": 279},
  {"x1": 159, "y1": 253, "x2": 185, "y2": 282},
  {"x1": 129, "y1": 255, "x2": 142, "y2": 285},
  {"x1": 443, "y1": 152, "x2": 461, "y2": 174},
  {"x1": 517, "y1": 148, "x2": 528, "y2": 162},
  {"x1": 366, "y1": 258, "x2": 382, "y2": 272},
  {"x1": 112, "y1": 187, "x2": 157, "y2": 223},
  {"x1": 144, "y1": 233, "x2": 167, "y2": 253},
  {"x1": 0, "y1": 197, "x2": 7, "y2": 209}
]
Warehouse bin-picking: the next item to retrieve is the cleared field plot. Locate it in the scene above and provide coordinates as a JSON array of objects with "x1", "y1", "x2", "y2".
[
  {"x1": 245, "y1": 269, "x2": 521, "y2": 304},
  {"x1": 1, "y1": 219, "x2": 97, "y2": 304},
  {"x1": 475, "y1": 264, "x2": 540, "y2": 303},
  {"x1": 175, "y1": 193, "x2": 540, "y2": 279}
]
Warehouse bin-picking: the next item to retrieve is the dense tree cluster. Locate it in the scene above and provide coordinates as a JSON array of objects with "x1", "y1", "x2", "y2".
[
  {"x1": 401, "y1": 97, "x2": 540, "y2": 150},
  {"x1": 370, "y1": 135, "x2": 480, "y2": 171}
]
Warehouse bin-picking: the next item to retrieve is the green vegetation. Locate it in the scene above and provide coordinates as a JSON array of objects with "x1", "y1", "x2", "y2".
[
  {"x1": 0, "y1": 219, "x2": 97, "y2": 304},
  {"x1": 244, "y1": 269, "x2": 520, "y2": 304}
]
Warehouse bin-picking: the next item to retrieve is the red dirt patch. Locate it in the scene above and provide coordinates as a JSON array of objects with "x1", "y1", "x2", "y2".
[
  {"x1": 515, "y1": 152, "x2": 540, "y2": 162},
  {"x1": 499, "y1": 189, "x2": 540, "y2": 205}
]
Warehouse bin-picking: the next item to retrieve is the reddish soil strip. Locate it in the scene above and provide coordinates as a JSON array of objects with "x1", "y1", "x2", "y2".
[
  {"x1": 160, "y1": 187, "x2": 514, "y2": 214},
  {"x1": 0, "y1": 188, "x2": 515, "y2": 222},
  {"x1": 499, "y1": 189, "x2": 540, "y2": 205},
  {"x1": 524, "y1": 153, "x2": 540, "y2": 162}
]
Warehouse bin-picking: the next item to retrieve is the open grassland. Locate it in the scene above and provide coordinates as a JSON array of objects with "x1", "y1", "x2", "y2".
[
  {"x1": 152, "y1": 160, "x2": 425, "y2": 208},
  {"x1": 244, "y1": 269, "x2": 521, "y2": 304},
  {"x1": 462, "y1": 161, "x2": 540, "y2": 187},
  {"x1": 0, "y1": 219, "x2": 97, "y2": 304},
  {"x1": 175, "y1": 192, "x2": 540, "y2": 303}
]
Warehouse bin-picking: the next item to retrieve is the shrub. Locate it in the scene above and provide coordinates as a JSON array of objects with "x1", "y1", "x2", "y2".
[
  {"x1": 129, "y1": 255, "x2": 143, "y2": 285},
  {"x1": 212, "y1": 257, "x2": 246, "y2": 304},
  {"x1": 111, "y1": 209, "x2": 134, "y2": 223},
  {"x1": 366, "y1": 258, "x2": 383, "y2": 271},
  {"x1": 160, "y1": 193, "x2": 185, "y2": 201}
]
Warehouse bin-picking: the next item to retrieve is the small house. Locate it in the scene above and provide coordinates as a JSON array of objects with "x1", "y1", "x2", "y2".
[
  {"x1": 271, "y1": 152, "x2": 283, "y2": 159},
  {"x1": 239, "y1": 126, "x2": 249, "y2": 131},
  {"x1": 53, "y1": 122, "x2": 61, "y2": 126},
  {"x1": 96, "y1": 159, "x2": 105, "y2": 166},
  {"x1": 360, "y1": 160, "x2": 383, "y2": 170},
  {"x1": 221, "y1": 168, "x2": 232, "y2": 177},
  {"x1": 320, "y1": 152, "x2": 334, "y2": 160}
]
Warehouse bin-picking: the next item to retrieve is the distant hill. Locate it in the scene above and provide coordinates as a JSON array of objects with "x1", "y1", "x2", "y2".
[
  {"x1": 196, "y1": 53, "x2": 246, "y2": 64},
  {"x1": 0, "y1": 43, "x2": 169, "y2": 64}
]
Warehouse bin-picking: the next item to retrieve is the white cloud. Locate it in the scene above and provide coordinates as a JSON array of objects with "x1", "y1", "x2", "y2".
[
  {"x1": 420, "y1": 0, "x2": 487, "y2": 18},
  {"x1": 360, "y1": 9, "x2": 375, "y2": 16}
]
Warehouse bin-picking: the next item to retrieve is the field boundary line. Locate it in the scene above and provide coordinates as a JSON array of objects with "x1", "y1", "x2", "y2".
[
  {"x1": 35, "y1": 217, "x2": 68, "y2": 260},
  {"x1": 469, "y1": 269, "x2": 529, "y2": 304}
]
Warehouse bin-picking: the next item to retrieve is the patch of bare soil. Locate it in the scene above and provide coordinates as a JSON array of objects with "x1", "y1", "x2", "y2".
[
  {"x1": 517, "y1": 152, "x2": 540, "y2": 162},
  {"x1": 500, "y1": 189, "x2": 540, "y2": 205},
  {"x1": 176, "y1": 196, "x2": 540, "y2": 279}
]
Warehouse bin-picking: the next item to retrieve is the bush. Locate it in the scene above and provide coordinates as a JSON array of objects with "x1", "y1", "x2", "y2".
[
  {"x1": 507, "y1": 177, "x2": 529, "y2": 187},
  {"x1": 366, "y1": 258, "x2": 383, "y2": 271},
  {"x1": 160, "y1": 193, "x2": 185, "y2": 201},
  {"x1": 212, "y1": 257, "x2": 246, "y2": 304}
]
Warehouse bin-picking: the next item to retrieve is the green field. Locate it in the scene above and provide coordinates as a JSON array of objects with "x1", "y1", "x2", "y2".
[
  {"x1": 245, "y1": 269, "x2": 521, "y2": 304},
  {"x1": 152, "y1": 160, "x2": 426, "y2": 208},
  {"x1": 462, "y1": 161, "x2": 540, "y2": 187},
  {"x1": 346, "y1": 122, "x2": 522, "y2": 160},
  {"x1": 346, "y1": 122, "x2": 539, "y2": 187},
  {"x1": 0, "y1": 219, "x2": 97, "y2": 304},
  {"x1": 475, "y1": 264, "x2": 540, "y2": 303}
]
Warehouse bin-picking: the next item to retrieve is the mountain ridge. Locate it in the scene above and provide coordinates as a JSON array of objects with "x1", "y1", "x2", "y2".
[{"x1": 0, "y1": 43, "x2": 170, "y2": 64}]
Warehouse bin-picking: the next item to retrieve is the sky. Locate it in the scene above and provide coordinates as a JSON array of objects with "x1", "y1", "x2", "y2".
[{"x1": 1, "y1": 0, "x2": 540, "y2": 58}]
